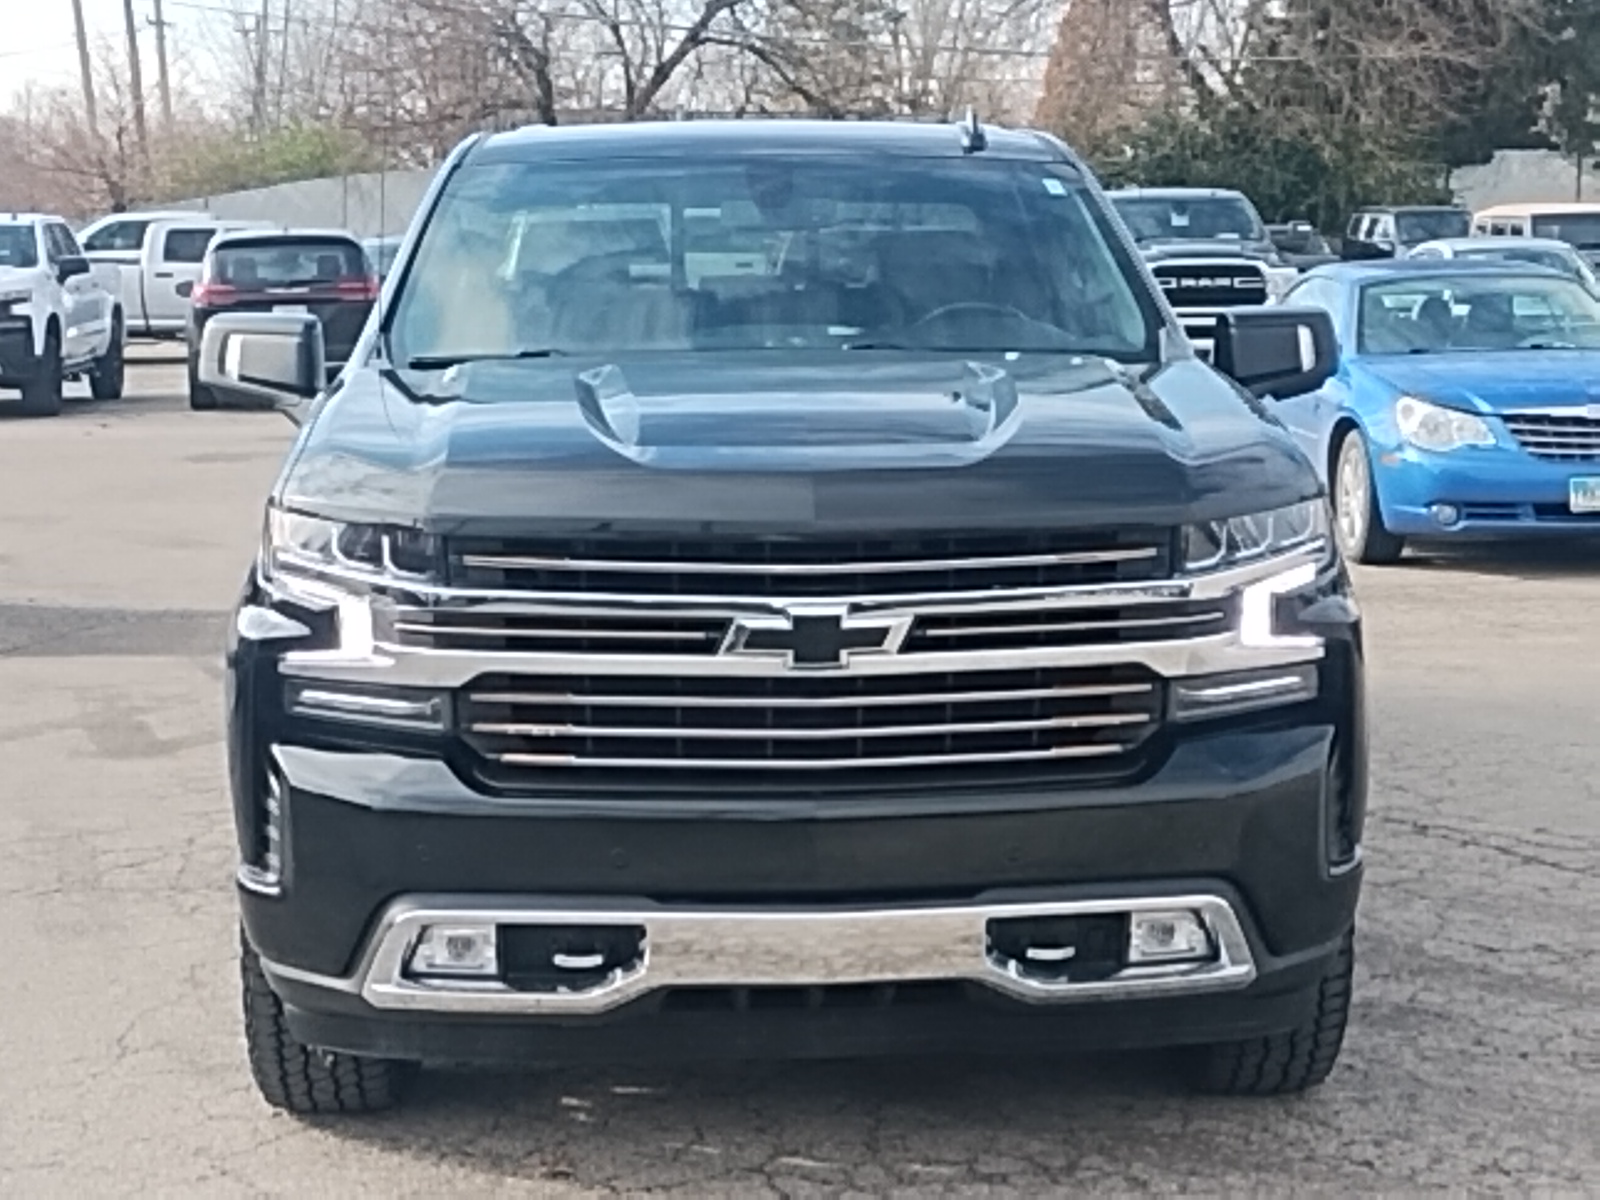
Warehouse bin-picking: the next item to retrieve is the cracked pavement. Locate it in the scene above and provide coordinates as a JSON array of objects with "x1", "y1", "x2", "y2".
[{"x1": 1, "y1": 353, "x2": 1596, "y2": 1195}]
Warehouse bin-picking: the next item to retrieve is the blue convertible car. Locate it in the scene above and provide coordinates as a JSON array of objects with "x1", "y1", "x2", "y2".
[{"x1": 1273, "y1": 260, "x2": 1600, "y2": 562}]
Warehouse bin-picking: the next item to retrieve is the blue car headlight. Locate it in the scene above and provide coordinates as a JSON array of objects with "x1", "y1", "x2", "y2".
[
  {"x1": 1181, "y1": 499, "x2": 1329, "y2": 572},
  {"x1": 1394, "y1": 395, "x2": 1495, "y2": 452}
]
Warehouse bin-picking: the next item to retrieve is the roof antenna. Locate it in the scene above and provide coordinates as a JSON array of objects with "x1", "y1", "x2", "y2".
[{"x1": 959, "y1": 106, "x2": 987, "y2": 154}]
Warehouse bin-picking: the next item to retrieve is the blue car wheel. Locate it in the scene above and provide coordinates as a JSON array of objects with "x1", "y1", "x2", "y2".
[{"x1": 1333, "y1": 429, "x2": 1405, "y2": 564}]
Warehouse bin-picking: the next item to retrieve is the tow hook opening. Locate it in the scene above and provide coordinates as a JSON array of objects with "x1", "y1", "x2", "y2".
[
  {"x1": 986, "y1": 914, "x2": 1128, "y2": 983},
  {"x1": 500, "y1": 924, "x2": 647, "y2": 992}
]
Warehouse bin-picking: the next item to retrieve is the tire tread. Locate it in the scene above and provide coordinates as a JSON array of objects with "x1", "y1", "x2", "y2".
[{"x1": 240, "y1": 933, "x2": 408, "y2": 1114}]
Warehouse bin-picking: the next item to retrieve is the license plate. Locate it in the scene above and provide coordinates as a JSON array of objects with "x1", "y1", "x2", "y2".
[
  {"x1": 1569, "y1": 476, "x2": 1600, "y2": 513},
  {"x1": 274, "y1": 304, "x2": 309, "y2": 315}
]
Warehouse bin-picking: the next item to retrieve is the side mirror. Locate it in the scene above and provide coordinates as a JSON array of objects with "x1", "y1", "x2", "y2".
[
  {"x1": 197, "y1": 312, "x2": 324, "y2": 423},
  {"x1": 56, "y1": 254, "x2": 90, "y2": 282},
  {"x1": 1212, "y1": 306, "x2": 1337, "y2": 400},
  {"x1": 176, "y1": 280, "x2": 193, "y2": 298}
]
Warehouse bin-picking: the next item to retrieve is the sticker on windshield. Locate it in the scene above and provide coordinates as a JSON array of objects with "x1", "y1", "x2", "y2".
[{"x1": 1042, "y1": 178, "x2": 1068, "y2": 196}]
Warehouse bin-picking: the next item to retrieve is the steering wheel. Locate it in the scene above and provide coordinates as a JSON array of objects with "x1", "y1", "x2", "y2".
[{"x1": 909, "y1": 301, "x2": 1034, "y2": 328}]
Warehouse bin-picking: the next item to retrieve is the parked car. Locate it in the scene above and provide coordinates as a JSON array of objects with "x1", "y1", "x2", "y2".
[
  {"x1": 1274, "y1": 259, "x2": 1600, "y2": 562},
  {"x1": 80, "y1": 211, "x2": 271, "y2": 339},
  {"x1": 1267, "y1": 221, "x2": 1340, "y2": 271},
  {"x1": 185, "y1": 228, "x2": 377, "y2": 410},
  {"x1": 200, "y1": 118, "x2": 1364, "y2": 1115},
  {"x1": 1106, "y1": 186, "x2": 1300, "y2": 357},
  {"x1": 1341, "y1": 206, "x2": 1471, "y2": 261},
  {"x1": 1409, "y1": 236, "x2": 1600, "y2": 295},
  {"x1": 1472, "y1": 203, "x2": 1600, "y2": 265},
  {"x1": 0, "y1": 212, "x2": 124, "y2": 416}
]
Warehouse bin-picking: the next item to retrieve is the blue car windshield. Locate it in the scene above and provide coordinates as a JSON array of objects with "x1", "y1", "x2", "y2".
[
  {"x1": 388, "y1": 155, "x2": 1162, "y2": 364},
  {"x1": 1357, "y1": 275, "x2": 1600, "y2": 354}
]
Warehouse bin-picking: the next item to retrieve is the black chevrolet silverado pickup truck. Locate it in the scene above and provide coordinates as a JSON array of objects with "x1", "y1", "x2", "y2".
[{"x1": 202, "y1": 118, "x2": 1366, "y2": 1114}]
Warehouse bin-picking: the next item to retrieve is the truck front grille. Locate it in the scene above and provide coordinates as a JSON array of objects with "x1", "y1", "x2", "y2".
[
  {"x1": 460, "y1": 665, "x2": 1162, "y2": 776},
  {"x1": 447, "y1": 530, "x2": 1171, "y2": 598},
  {"x1": 391, "y1": 596, "x2": 1229, "y2": 657},
  {"x1": 1504, "y1": 411, "x2": 1600, "y2": 461},
  {"x1": 1152, "y1": 262, "x2": 1269, "y2": 309}
]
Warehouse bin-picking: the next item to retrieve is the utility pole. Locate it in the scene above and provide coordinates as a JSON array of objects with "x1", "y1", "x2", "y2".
[
  {"x1": 121, "y1": 0, "x2": 149, "y2": 160},
  {"x1": 150, "y1": 0, "x2": 174, "y2": 131},
  {"x1": 251, "y1": 0, "x2": 271, "y2": 135},
  {"x1": 69, "y1": 0, "x2": 100, "y2": 141}
]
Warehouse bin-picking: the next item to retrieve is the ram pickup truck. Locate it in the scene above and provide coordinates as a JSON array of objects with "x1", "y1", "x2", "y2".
[
  {"x1": 201, "y1": 119, "x2": 1367, "y2": 1115},
  {"x1": 1108, "y1": 187, "x2": 1302, "y2": 358},
  {"x1": 0, "y1": 213, "x2": 124, "y2": 416}
]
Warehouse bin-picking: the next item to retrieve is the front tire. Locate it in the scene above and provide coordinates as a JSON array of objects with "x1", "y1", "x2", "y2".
[
  {"x1": 17, "y1": 327, "x2": 63, "y2": 417},
  {"x1": 240, "y1": 932, "x2": 410, "y2": 1114},
  {"x1": 1191, "y1": 930, "x2": 1354, "y2": 1096},
  {"x1": 1332, "y1": 430, "x2": 1404, "y2": 564},
  {"x1": 188, "y1": 361, "x2": 217, "y2": 411},
  {"x1": 89, "y1": 314, "x2": 125, "y2": 400}
]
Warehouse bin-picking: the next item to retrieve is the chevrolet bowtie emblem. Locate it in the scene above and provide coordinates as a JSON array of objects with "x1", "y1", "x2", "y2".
[{"x1": 722, "y1": 605, "x2": 911, "y2": 669}]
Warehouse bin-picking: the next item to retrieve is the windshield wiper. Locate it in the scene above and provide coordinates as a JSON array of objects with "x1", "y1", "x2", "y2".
[{"x1": 406, "y1": 348, "x2": 565, "y2": 369}]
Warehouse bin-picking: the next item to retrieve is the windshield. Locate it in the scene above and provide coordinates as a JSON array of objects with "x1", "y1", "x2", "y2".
[
  {"x1": 1394, "y1": 210, "x2": 1470, "y2": 245},
  {"x1": 364, "y1": 237, "x2": 402, "y2": 276},
  {"x1": 1530, "y1": 213, "x2": 1600, "y2": 250},
  {"x1": 1111, "y1": 195, "x2": 1264, "y2": 244},
  {"x1": 0, "y1": 225, "x2": 40, "y2": 269},
  {"x1": 82, "y1": 219, "x2": 152, "y2": 254},
  {"x1": 389, "y1": 156, "x2": 1160, "y2": 363},
  {"x1": 1357, "y1": 274, "x2": 1600, "y2": 354},
  {"x1": 211, "y1": 238, "x2": 366, "y2": 288}
]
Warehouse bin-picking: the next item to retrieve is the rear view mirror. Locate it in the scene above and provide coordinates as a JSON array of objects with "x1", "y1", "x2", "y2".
[
  {"x1": 1213, "y1": 306, "x2": 1336, "y2": 400},
  {"x1": 197, "y1": 313, "x2": 324, "y2": 423},
  {"x1": 56, "y1": 254, "x2": 90, "y2": 282}
]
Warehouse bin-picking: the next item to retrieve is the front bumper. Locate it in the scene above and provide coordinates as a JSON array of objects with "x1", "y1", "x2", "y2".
[
  {"x1": 229, "y1": 549, "x2": 1366, "y2": 1064},
  {"x1": 1375, "y1": 444, "x2": 1600, "y2": 536},
  {"x1": 0, "y1": 317, "x2": 40, "y2": 384},
  {"x1": 263, "y1": 886, "x2": 1351, "y2": 1068}
]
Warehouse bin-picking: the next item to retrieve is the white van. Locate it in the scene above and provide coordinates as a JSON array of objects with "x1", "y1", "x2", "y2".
[
  {"x1": 1472, "y1": 203, "x2": 1600, "y2": 264},
  {"x1": 79, "y1": 211, "x2": 273, "y2": 337}
]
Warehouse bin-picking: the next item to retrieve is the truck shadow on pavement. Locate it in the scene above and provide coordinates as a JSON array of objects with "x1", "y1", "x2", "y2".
[
  {"x1": 307, "y1": 1052, "x2": 1231, "y2": 1190},
  {"x1": 1391, "y1": 538, "x2": 1600, "y2": 580}
]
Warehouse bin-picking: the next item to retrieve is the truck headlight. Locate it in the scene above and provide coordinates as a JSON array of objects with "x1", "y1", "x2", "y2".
[
  {"x1": 264, "y1": 507, "x2": 439, "y2": 588},
  {"x1": 1181, "y1": 500, "x2": 1328, "y2": 572},
  {"x1": 1394, "y1": 396, "x2": 1495, "y2": 452}
]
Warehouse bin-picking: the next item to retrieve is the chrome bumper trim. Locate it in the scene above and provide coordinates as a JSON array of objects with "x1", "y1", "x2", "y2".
[
  {"x1": 279, "y1": 629, "x2": 1323, "y2": 688},
  {"x1": 257, "y1": 893, "x2": 1258, "y2": 1016}
]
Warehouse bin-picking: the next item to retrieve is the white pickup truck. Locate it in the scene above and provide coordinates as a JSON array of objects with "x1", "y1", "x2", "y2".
[
  {"x1": 0, "y1": 213, "x2": 125, "y2": 417},
  {"x1": 79, "y1": 210, "x2": 272, "y2": 338}
]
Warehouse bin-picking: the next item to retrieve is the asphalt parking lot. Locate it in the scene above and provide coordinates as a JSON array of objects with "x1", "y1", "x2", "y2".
[{"x1": 2, "y1": 350, "x2": 1597, "y2": 1196}]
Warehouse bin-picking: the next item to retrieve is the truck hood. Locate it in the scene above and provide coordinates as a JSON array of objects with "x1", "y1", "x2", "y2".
[
  {"x1": 1360, "y1": 352, "x2": 1600, "y2": 414},
  {"x1": 279, "y1": 353, "x2": 1316, "y2": 535},
  {"x1": 0, "y1": 265, "x2": 43, "y2": 295},
  {"x1": 1136, "y1": 240, "x2": 1281, "y2": 265}
]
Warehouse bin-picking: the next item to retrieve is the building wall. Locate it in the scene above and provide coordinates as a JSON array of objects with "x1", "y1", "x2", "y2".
[
  {"x1": 169, "y1": 169, "x2": 438, "y2": 237},
  {"x1": 1451, "y1": 150, "x2": 1600, "y2": 212}
]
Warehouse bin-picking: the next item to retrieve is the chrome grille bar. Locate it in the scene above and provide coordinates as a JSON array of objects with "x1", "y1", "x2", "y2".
[
  {"x1": 915, "y1": 609, "x2": 1226, "y2": 641},
  {"x1": 494, "y1": 745, "x2": 1128, "y2": 771},
  {"x1": 466, "y1": 681, "x2": 1155, "y2": 709},
  {"x1": 1505, "y1": 412, "x2": 1600, "y2": 460},
  {"x1": 468, "y1": 712, "x2": 1152, "y2": 740},
  {"x1": 460, "y1": 546, "x2": 1159, "y2": 576}
]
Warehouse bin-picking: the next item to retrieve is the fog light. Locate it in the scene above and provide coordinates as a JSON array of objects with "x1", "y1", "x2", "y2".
[
  {"x1": 284, "y1": 682, "x2": 446, "y2": 729},
  {"x1": 1172, "y1": 664, "x2": 1318, "y2": 721},
  {"x1": 1430, "y1": 503, "x2": 1461, "y2": 527},
  {"x1": 1128, "y1": 910, "x2": 1212, "y2": 964},
  {"x1": 409, "y1": 924, "x2": 499, "y2": 978}
]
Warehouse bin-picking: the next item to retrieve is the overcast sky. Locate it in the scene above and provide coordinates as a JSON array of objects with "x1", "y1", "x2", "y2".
[{"x1": 2, "y1": 0, "x2": 224, "y2": 100}]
